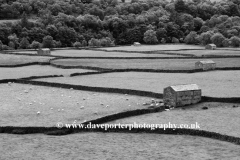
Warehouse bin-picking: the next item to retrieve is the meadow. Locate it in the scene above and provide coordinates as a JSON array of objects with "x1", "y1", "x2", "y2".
[
  {"x1": 50, "y1": 58, "x2": 240, "y2": 70},
  {"x1": 100, "y1": 44, "x2": 205, "y2": 52},
  {"x1": 106, "y1": 102, "x2": 240, "y2": 137},
  {"x1": 0, "y1": 83, "x2": 153, "y2": 127},
  {"x1": 0, "y1": 66, "x2": 95, "y2": 80},
  {"x1": 166, "y1": 49, "x2": 240, "y2": 57},
  {"x1": 0, "y1": 53, "x2": 52, "y2": 66},
  {"x1": 37, "y1": 71, "x2": 240, "y2": 97}
]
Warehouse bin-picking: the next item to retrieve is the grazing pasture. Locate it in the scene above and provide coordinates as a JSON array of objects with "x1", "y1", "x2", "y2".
[
  {"x1": 100, "y1": 44, "x2": 205, "y2": 52},
  {"x1": 0, "y1": 83, "x2": 153, "y2": 127},
  {"x1": 9, "y1": 49, "x2": 185, "y2": 57},
  {"x1": 0, "y1": 65, "x2": 95, "y2": 80},
  {"x1": 1, "y1": 133, "x2": 240, "y2": 160},
  {"x1": 166, "y1": 49, "x2": 240, "y2": 57},
  {"x1": 50, "y1": 49, "x2": 185, "y2": 57},
  {"x1": 106, "y1": 102, "x2": 240, "y2": 137},
  {"x1": 0, "y1": 54, "x2": 52, "y2": 65},
  {"x1": 37, "y1": 71, "x2": 240, "y2": 97},
  {"x1": 50, "y1": 58, "x2": 240, "y2": 70}
]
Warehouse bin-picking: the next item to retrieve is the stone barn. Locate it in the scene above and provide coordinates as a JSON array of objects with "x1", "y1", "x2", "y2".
[
  {"x1": 195, "y1": 60, "x2": 216, "y2": 70},
  {"x1": 163, "y1": 84, "x2": 201, "y2": 107},
  {"x1": 37, "y1": 48, "x2": 51, "y2": 55},
  {"x1": 133, "y1": 42, "x2": 141, "y2": 46},
  {"x1": 205, "y1": 44, "x2": 216, "y2": 50}
]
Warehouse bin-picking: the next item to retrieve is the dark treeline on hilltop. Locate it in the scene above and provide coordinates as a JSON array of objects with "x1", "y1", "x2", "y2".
[{"x1": 1, "y1": 0, "x2": 240, "y2": 50}]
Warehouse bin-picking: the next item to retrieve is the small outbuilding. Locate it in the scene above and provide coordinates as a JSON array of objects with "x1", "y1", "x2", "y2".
[
  {"x1": 195, "y1": 60, "x2": 216, "y2": 70},
  {"x1": 163, "y1": 84, "x2": 201, "y2": 107},
  {"x1": 37, "y1": 48, "x2": 51, "y2": 55},
  {"x1": 133, "y1": 42, "x2": 141, "y2": 46},
  {"x1": 205, "y1": 44, "x2": 216, "y2": 50}
]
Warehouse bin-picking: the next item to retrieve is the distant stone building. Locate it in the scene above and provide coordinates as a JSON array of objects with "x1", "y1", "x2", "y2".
[
  {"x1": 133, "y1": 42, "x2": 141, "y2": 46},
  {"x1": 163, "y1": 84, "x2": 201, "y2": 107},
  {"x1": 205, "y1": 44, "x2": 216, "y2": 50},
  {"x1": 37, "y1": 48, "x2": 51, "y2": 55},
  {"x1": 195, "y1": 60, "x2": 216, "y2": 70}
]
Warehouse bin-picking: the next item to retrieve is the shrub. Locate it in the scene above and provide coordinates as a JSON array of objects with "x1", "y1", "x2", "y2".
[
  {"x1": 210, "y1": 33, "x2": 225, "y2": 47},
  {"x1": 100, "y1": 37, "x2": 115, "y2": 47},
  {"x1": 88, "y1": 38, "x2": 101, "y2": 47},
  {"x1": 73, "y1": 41, "x2": 82, "y2": 48},
  {"x1": 143, "y1": 30, "x2": 158, "y2": 44},
  {"x1": 172, "y1": 37, "x2": 179, "y2": 43},
  {"x1": 230, "y1": 36, "x2": 240, "y2": 47},
  {"x1": 8, "y1": 41, "x2": 15, "y2": 49},
  {"x1": 30, "y1": 41, "x2": 41, "y2": 50},
  {"x1": 184, "y1": 31, "x2": 199, "y2": 44},
  {"x1": 2, "y1": 45, "x2": 9, "y2": 50},
  {"x1": 53, "y1": 40, "x2": 61, "y2": 48}
]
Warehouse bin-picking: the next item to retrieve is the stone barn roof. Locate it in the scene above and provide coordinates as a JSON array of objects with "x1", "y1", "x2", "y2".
[
  {"x1": 197, "y1": 60, "x2": 215, "y2": 64},
  {"x1": 40, "y1": 48, "x2": 50, "y2": 51},
  {"x1": 169, "y1": 84, "x2": 200, "y2": 92}
]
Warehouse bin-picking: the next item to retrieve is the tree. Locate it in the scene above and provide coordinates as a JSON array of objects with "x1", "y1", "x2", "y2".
[
  {"x1": 19, "y1": 37, "x2": 30, "y2": 49},
  {"x1": 0, "y1": 40, "x2": 3, "y2": 50},
  {"x1": 222, "y1": 38, "x2": 230, "y2": 47},
  {"x1": 143, "y1": 30, "x2": 158, "y2": 44},
  {"x1": 230, "y1": 36, "x2": 240, "y2": 47},
  {"x1": 210, "y1": 33, "x2": 225, "y2": 47},
  {"x1": 21, "y1": 12, "x2": 29, "y2": 28},
  {"x1": 156, "y1": 28, "x2": 167, "y2": 42},
  {"x1": 184, "y1": 31, "x2": 199, "y2": 44},
  {"x1": 42, "y1": 35, "x2": 54, "y2": 48},
  {"x1": 199, "y1": 31, "x2": 213, "y2": 45},
  {"x1": 175, "y1": 0, "x2": 187, "y2": 13},
  {"x1": 82, "y1": 40, "x2": 88, "y2": 47},
  {"x1": 30, "y1": 40, "x2": 41, "y2": 50}
]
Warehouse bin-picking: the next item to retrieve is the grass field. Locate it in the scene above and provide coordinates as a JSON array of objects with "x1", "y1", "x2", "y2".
[
  {"x1": 0, "y1": 53, "x2": 52, "y2": 65},
  {"x1": 166, "y1": 49, "x2": 240, "y2": 57},
  {"x1": 101, "y1": 44, "x2": 205, "y2": 52},
  {"x1": 9, "y1": 49, "x2": 186, "y2": 57},
  {"x1": 0, "y1": 83, "x2": 154, "y2": 127},
  {"x1": 0, "y1": 66, "x2": 95, "y2": 80},
  {"x1": 37, "y1": 71, "x2": 240, "y2": 97},
  {"x1": 1, "y1": 133, "x2": 240, "y2": 160},
  {"x1": 50, "y1": 49, "x2": 186, "y2": 57},
  {"x1": 106, "y1": 102, "x2": 240, "y2": 137},
  {"x1": 50, "y1": 58, "x2": 240, "y2": 70}
]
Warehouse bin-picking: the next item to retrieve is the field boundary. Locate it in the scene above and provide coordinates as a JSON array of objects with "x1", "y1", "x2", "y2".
[{"x1": 0, "y1": 126, "x2": 240, "y2": 145}]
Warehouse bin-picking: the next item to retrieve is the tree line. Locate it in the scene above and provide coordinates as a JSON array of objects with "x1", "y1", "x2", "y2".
[{"x1": 1, "y1": 0, "x2": 240, "y2": 50}]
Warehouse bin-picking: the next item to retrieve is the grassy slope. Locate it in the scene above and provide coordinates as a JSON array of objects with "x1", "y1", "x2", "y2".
[
  {"x1": 106, "y1": 102, "x2": 240, "y2": 137},
  {"x1": 37, "y1": 71, "x2": 240, "y2": 97},
  {"x1": 1, "y1": 133, "x2": 240, "y2": 160},
  {"x1": 0, "y1": 66, "x2": 95, "y2": 80},
  {"x1": 50, "y1": 58, "x2": 240, "y2": 70},
  {"x1": 0, "y1": 83, "x2": 154, "y2": 127}
]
